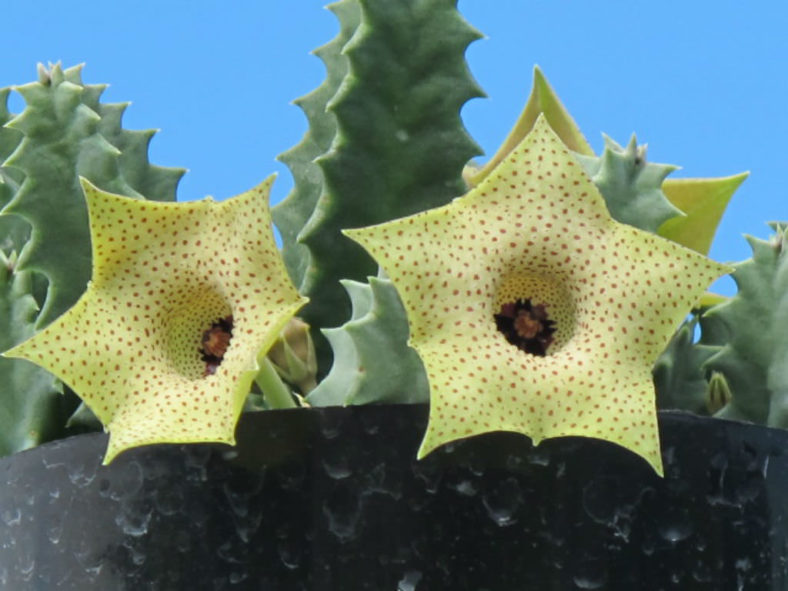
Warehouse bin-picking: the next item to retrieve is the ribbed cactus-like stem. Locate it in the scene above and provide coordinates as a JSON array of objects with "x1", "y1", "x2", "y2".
[
  {"x1": 274, "y1": 0, "x2": 360, "y2": 291},
  {"x1": 575, "y1": 135, "x2": 683, "y2": 233},
  {"x1": 0, "y1": 251, "x2": 63, "y2": 456},
  {"x1": 0, "y1": 88, "x2": 25, "y2": 254},
  {"x1": 282, "y1": 0, "x2": 483, "y2": 344},
  {"x1": 1, "y1": 64, "x2": 184, "y2": 329}
]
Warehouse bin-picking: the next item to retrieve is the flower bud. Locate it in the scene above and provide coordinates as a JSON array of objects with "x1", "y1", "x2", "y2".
[
  {"x1": 706, "y1": 371, "x2": 732, "y2": 414},
  {"x1": 267, "y1": 317, "x2": 317, "y2": 395}
]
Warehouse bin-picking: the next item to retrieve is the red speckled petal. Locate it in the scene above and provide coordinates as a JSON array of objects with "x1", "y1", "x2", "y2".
[
  {"x1": 4, "y1": 176, "x2": 307, "y2": 463},
  {"x1": 347, "y1": 116, "x2": 731, "y2": 475}
]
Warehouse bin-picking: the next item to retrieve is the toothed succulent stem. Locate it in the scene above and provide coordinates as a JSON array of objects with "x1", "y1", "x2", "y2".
[
  {"x1": 575, "y1": 134, "x2": 683, "y2": 233},
  {"x1": 1, "y1": 63, "x2": 184, "y2": 329},
  {"x1": 274, "y1": 0, "x2": 360, "y2": 291},
  {"x1": 279, "y1": 0, "x2": 483, "y2": 355}
]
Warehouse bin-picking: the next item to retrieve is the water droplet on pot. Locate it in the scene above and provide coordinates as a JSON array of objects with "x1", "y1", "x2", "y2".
[
  {"x1": 582, "y1": 476, "x2": 651, "y2": 542},
  {"x1": 41, "y1": 456, "x2": 66, "y2": 470},
  {"x1": 277, "y1": 537, "x2": 302, "y2": 570},
  {"x1": 18, "y1": 558, "x2": 34, "y2": 581},
  {"x1": 322, "y1": 449, "x2": 352, "y2": 480},
  {"x1": 322, "y1": 487, "x2": 361, "y2": 542},
  {"x1": 573, "y1": 575, "x2": 605, "y2": 589},
  {"x1": 572, "y1": 561, "x2": 607, "y2": 590},
  {"x1": 222, "y1": 474, "x2": 264, "y2": 542},
  {"x1": 275, "y1": 461, "x2": 306, "y2": 491},
  {"x1": 153, "y1": 486, "x2": 185, "y2": 516},
  {"x1": 47, "y1": 523, "x2": 63, "y2": 544},
  {"x1": 692, "y1": 562, "x2": 713, "y2": 583},
  {"x1": 360, "y1": 411, "x2": 381, "y2": 435},
  {"x1": 66, "y1": 459, "x2": 95, "y2": 487},
  {"x1": 105, "y1": 460, "x2": 143, "y2": 501},
  {"x1": 222, "y1": 449, "x2": 239, "y2": 461},
  {"x1": 658, "y1": 520, "x2": 693, "y2": 543},
  {"x1": 98, "y1": 478, "x2": 111, "y2": 497},
  {"x1": 223, "y1": 473, "x2": 264, "y2": 515},
  {"x1": 1, "y1": 508, "x2": 21, "y2": 527},
  {"x1": 217, "y1": 538, "x2": 247, "y2": 564},
  {"x1": 505, "y1": 454, "x2": 524, "y2": 470},
  {"x1": 449, "y1": 478, "x2": 478, "y2": 497},
  {"x1": 642, "y1": 534, "x2": 655, "y2": 556},
  {"x1": 397, "y1": 569, "x2": 422, "y2": 590},
  {"x1": 320, "y1": 412, "x2": 345, "y2": 440},
  {"x1": 184, "y1": 446, "x2": 213, "y2": 482},
  {"x1": 363, "y1": 462, "x2": 403, "y2": 500},
  {"x1": 234, "y1": 510, "x2": 263, "y2": 544},
  {"x1": 527, "y1": 446, "x2": 550, "y2": 467},
  {"x1": 175, "y1": 530, "x2": 192, "y2": 553},
  {"x1": 413, "y1": 461, "x2": 442, "y2": 494},
  {"x1": 123, "y1": 540, "x2": 147, "y2": 566},
  {"x1": 115, "y1": 505, "x2": 152, "y2": 537},
  {"x1": 481, "y1": 477, "x2": 522, "y2": 527},
  {"x1": 735, "y1": 557, "x2": 752, "y2": 573}
]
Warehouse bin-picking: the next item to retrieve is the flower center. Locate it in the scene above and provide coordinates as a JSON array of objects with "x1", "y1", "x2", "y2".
[
  {"x1": 493, "y1": 272, "x2": 576, "y2": 356},
  {"x1": 495, "y1": 299, "x2": 556, "y2": 356},
  {"x1": 200, "y1": 315, "x2": 234, "y2": 376},
  {"x1": 161, "y1": 285, "x2": 233, "y2": 380}
]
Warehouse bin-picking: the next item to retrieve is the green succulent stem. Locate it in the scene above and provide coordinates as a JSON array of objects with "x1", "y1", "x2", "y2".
[
  {"x1": 279, "y1": 0, "x2": 483, "y2": 367},
  {"x1": 255, "y1": 356, "x2": 298, "y2": 410}
]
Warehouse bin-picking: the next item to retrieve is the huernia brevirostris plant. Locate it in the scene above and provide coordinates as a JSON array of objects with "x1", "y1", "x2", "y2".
[{"x1": 0, "y1": 0, "x2": 780, "y2": 474}]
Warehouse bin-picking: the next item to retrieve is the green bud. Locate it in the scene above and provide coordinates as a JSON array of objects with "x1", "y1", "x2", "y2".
[
  {"x1": 267, "y1": 317, "x2": 318, "y2": 395},
  {"x1": 706, "y1": 371, "x2": 733, "y2": 414}
]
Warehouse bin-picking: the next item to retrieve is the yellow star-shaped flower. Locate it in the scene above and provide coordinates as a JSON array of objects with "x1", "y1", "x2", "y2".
[
  {"x1": 347, "y1": 116, "x2": 730, "y2": 474},
  {"x1": 3, "y1": 176, "x2": 307, "y2": 463}
]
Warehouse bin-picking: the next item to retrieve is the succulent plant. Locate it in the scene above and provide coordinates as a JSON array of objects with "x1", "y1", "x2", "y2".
[{"x1": 2, "y1": 0, "x2": 782, "y2": 477}]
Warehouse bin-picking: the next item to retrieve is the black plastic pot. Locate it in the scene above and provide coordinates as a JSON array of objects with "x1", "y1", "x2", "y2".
[{"x1": 1, "y1": 405, "x2": 787, "y2": 590}]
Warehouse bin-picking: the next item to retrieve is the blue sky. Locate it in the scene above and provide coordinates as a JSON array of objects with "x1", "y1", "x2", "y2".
[{"x1": 2, "y1": 1, "x2": 786, "y2": 295}]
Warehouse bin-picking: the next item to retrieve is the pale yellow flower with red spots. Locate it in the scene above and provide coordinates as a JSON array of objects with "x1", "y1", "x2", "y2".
[
  {"x1": 3, "y1": 177, "x2": 307, "y2": 463},
  {"x1": 347, "y1": 116, "x2": 731, "y2": 474}
]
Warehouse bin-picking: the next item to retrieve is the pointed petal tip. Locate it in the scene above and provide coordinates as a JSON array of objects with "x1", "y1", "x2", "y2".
[
  {"x1": 648, "y1": 456, "x2": 664, "y2": 477},
  {"x1": 415, "y1": 436, "x2": 434, "y2": 461},
  {"x1": 77, "y1": 176, "x2": 97, "y2": 193}
]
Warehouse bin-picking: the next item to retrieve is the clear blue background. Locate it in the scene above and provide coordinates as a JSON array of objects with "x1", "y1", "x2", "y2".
[{"x1": 2, "y1": 1, "x2": 786, "y2": 295}]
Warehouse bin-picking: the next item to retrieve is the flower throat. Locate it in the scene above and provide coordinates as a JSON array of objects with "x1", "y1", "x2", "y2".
[
  {"x1": 200, "y1": 315, "x2": 234, "y2": 376},
  {"x1": 494, "y1": 299, "x2": 556, "y2": 356}
]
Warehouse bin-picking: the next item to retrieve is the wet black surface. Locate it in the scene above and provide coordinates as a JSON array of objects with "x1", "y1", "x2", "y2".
[{"x1": 1, "y1": 406, "x2": 786, "y2": 590}]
